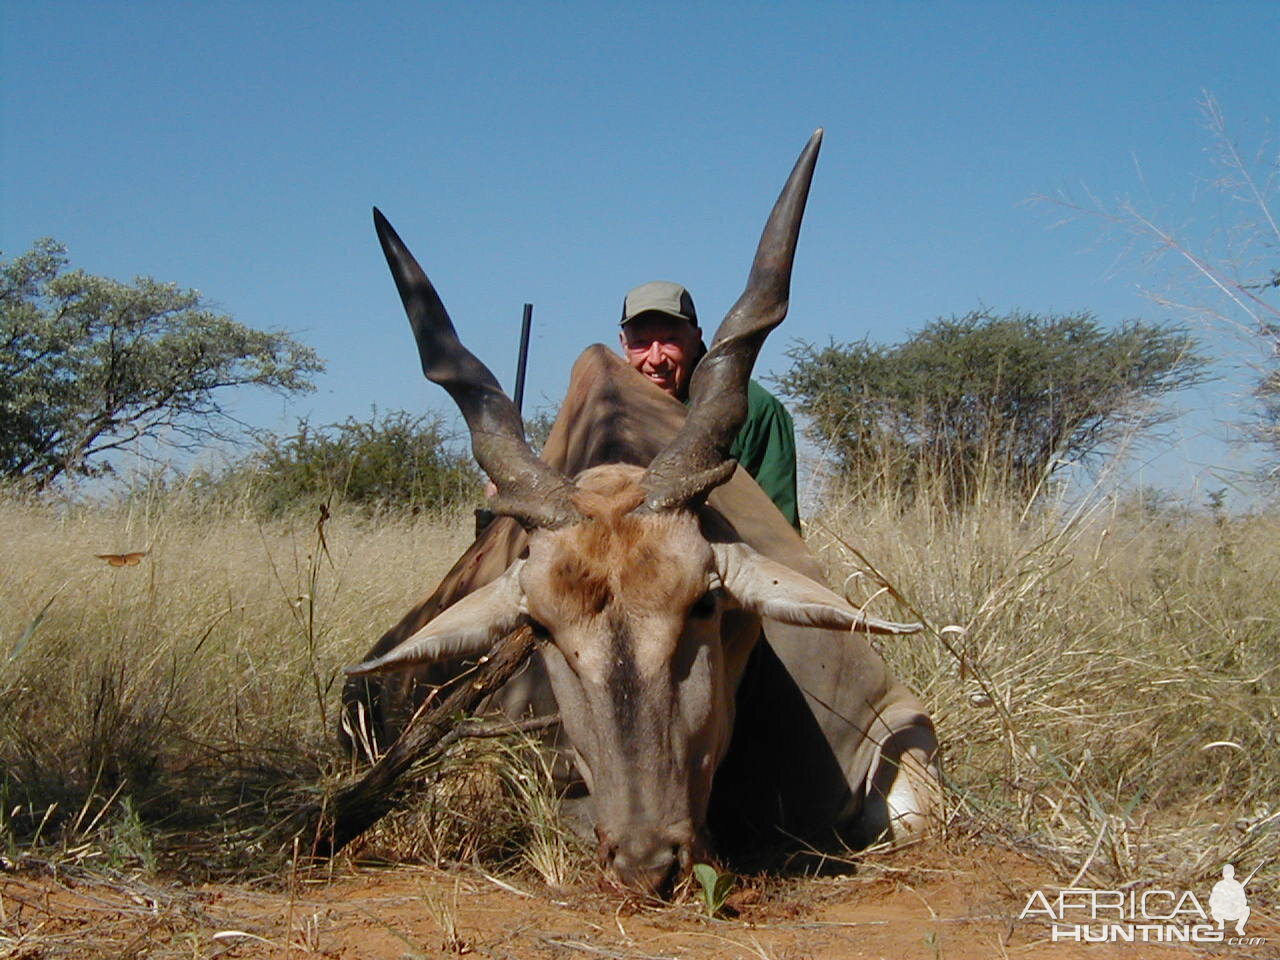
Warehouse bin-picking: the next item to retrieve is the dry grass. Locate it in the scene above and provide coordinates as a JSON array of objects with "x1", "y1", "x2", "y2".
[
  {"x1": 812, "y1": 483, "x2": 1279, "y2": 900},
  {"x1": 352, "y1": 729, "x2": 590, "y2": 890},
  {"x1": 0, "y1": 488, "x2": 473, "y2": 875},
  {"x1": 0, "y1": 479, "x2": 1276, "y2": 912}
]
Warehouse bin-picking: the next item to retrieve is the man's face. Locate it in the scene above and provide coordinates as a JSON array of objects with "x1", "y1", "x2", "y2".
[{"x1": 619, "y1": 313, "x2": 703, "y2": 399}]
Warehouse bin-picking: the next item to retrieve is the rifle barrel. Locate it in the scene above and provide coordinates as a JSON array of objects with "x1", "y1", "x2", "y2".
[{"x1": 513, "y1": 302, "x2": 532, "y2": 415}]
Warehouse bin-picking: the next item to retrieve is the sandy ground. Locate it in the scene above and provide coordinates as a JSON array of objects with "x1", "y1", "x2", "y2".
[{"x1": 2, "y1": 840, "x2": 1276, "y2": 960}]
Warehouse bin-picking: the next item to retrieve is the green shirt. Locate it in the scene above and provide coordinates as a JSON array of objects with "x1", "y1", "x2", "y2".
[
  {"x1": 730, "y1": 379, "x2": 801, "y2": 532},
  {"x1": 679, "y1": 351, "x2": 800, "y2": 531},
  {"x1": 678, "y1": 376, "x2": 801, "y2": 531}
]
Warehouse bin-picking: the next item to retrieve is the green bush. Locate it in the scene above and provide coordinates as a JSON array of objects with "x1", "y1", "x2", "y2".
[{"x1": 218, "y1": 409, "x2": 481, "y2": 515}]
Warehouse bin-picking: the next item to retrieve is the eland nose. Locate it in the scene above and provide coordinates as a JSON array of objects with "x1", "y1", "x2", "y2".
[{"x1": 596, "y1": 825, "x2": 696, "y2": 898}]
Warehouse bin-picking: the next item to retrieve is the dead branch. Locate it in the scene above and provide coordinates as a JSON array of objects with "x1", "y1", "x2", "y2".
[{"x1": 278, "y1": 624, "x2": 540, "y2": 859}]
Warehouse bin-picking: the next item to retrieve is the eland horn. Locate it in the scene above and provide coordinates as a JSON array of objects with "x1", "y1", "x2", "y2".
[
  {"x1": 640, "y1": 129, "x2": 823, "y2": 512},
  {"x1": 373, "y1": 207, "x2": 580, "y2": 529}
]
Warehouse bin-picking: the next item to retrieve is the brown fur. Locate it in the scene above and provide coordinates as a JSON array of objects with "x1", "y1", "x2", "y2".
[
  {"x1": 545, "y1": 468, "x2": 707, "y2": 637},
  {"x1": 569, "y1": 471, "x2": 646, "y2": 523}
]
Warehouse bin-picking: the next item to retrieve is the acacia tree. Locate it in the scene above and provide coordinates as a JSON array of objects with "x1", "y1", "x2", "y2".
[
  {"x1": 777, "y1": 310, "x2": 1210, "y2": 506},
  {"x1": 1, "y1": 239, "x2": 323, "y2": 488}
]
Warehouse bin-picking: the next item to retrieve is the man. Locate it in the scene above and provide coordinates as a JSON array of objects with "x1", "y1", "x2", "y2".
[{"x1": 619, "y1": 281, "x2": 801, "y2": 532}]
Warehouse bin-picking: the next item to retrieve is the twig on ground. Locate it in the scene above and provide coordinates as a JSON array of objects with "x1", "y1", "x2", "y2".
[{"x1": 275, "y1": 625, "x2": 541, "y2": 858}]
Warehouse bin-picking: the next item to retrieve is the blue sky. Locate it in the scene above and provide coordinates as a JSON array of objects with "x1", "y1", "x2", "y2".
[{"x1": 2, "y1": 2, "x2": 1276, "y2": 498}]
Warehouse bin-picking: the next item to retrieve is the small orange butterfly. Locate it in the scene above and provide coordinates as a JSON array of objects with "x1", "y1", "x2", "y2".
[{"x1": 96, "y1": 551, "x2": 148, "y2": 567}]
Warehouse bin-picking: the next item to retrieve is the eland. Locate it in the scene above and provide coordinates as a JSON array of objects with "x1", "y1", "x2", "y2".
[{"x1": 343, "y1": 130, "x2": 938, "y2": 895}]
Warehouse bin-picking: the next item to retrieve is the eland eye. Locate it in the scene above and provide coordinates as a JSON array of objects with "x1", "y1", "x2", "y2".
[{"x1": 690, "y1": 589, "x2": 719, "y2": 619}]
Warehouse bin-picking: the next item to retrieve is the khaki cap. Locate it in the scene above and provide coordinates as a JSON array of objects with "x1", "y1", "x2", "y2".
[{"x1": 620, "y1": 281, "x2": 698, "y2": 327}]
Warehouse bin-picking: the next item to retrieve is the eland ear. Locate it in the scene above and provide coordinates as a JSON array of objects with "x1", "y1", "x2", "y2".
[
  {"x1": 712, "y1": 542, "x2": 921, "y2": 635},
  {"x1": 345, "y1": 561, "x2": 527, "y2": 676}
]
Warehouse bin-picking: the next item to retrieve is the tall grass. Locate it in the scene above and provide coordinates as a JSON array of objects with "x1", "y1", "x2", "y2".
[
  {"x1": 0, "y1": 487, "x2": 473, "y2": 872},
  {"x1": 812, "y1": 474, "x2": 1279, "y2": 895},
  {"x1": 0, "y1": 475, "x2": 1275, "y2": 899}
]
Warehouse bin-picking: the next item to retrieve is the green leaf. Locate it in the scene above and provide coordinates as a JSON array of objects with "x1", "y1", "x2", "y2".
[{"x1": 692, "y1": 862, "x2": 733, "y2": 917}]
